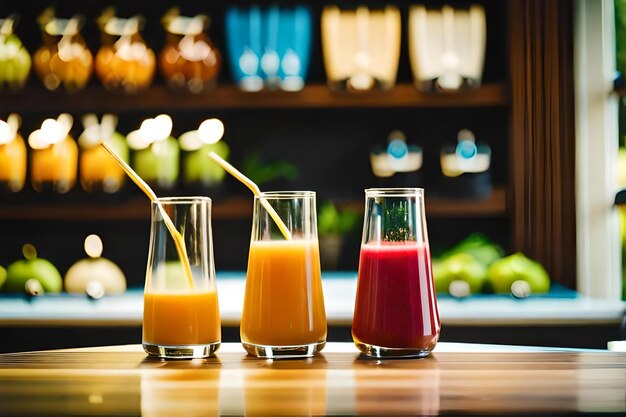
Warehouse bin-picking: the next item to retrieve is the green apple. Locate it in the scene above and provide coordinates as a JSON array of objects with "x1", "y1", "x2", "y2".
[
  {"x1": 184, "y1": 142, "x2": 229, "y2": 185},
  {"x1": 133, "y1": 137, "x2": 179, "y2": 188},
  {"x1": 487, "y1": 252, "x2": 550, "y2": 294},
  {"x1": 4, "y1": 244, "x2": 62, "y2": 293},
  {"x1": 0, "y1": 265, "x2": 6, "y2": 290},
  {"x1": 439, "y1": 233, "x2": 504, "y2": 267},
  {"x1": 434, "y1": 253, "x2": 487, "y2": 294}
]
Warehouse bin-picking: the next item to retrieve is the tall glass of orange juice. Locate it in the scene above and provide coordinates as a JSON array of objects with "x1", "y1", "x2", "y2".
[
  {"x1": 241, "y1": 191, "x2": 327, "y2": 358},
  {"x1": 142, "y1": 196, "x2": 221, "y2": 359}
]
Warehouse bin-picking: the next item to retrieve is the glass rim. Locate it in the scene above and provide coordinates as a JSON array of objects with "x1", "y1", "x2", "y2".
[
  {"x1": 365, "y1": 187, "x2": 424, "y2": 197},
  {"x1": 256, "y1": 191, "x2": 316, "y2": 199},
  {"x1": 152, "y1": 196, "x2": 212, "y2": 205}
]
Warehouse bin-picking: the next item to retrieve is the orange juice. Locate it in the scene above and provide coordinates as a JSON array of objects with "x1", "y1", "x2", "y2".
[
  {"x1": 143, "y1": 290, "x2": 220, "y2": 346},
  {"x1": 241, "y1": 239, "x2": 327, "y2": 347}
]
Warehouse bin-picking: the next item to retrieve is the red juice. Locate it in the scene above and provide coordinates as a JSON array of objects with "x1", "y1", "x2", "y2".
[{"x1": 352, "y1": 242, "x2": 440, "y2": 350}]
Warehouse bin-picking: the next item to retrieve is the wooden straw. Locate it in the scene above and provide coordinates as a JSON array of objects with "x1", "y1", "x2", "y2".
[
  {"x1": 208, "y1": 152, "x2": 292, "y2": 240},
  {"x1": 100, "y1": 141, "x2": 195, "y2": 288}
]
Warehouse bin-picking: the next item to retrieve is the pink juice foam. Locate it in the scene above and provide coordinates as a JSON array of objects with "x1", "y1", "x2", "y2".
[{"x1": 352, "y1": 242, "x2": 441, "y2": 350}]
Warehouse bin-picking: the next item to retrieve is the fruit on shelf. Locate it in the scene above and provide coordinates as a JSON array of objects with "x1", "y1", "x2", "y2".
[
  {"x1": 0, "y1": 16, "x2": 31, "y2": 90},
  {"x1": 434, "y1": 252, "x2": 488, "y2": 296},
  {"x1": 4, "y1": 244, "x2": 62, "y2": 294},
  {"x1": 33, "y1": 10, "x2": 93, "y2": 92},
  {"x1": 487, "y1": 252, "x2": 550, "y2": 295},
  {"x1": 65, "y1": 235, "x2": 126, "y2": 297},
  {"x1": 0, "y1": 265, "x2": 6, "y2": 290},
  {"x1": 438, "y1": 233, "x2": 504, "y2": 267}
]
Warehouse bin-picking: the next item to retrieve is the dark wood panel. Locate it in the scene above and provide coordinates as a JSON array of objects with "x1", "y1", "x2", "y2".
[{"x1": 0, "y1": 83, "x2": 508, "y2": 113}]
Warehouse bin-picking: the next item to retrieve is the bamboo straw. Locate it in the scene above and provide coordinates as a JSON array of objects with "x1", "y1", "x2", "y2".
[
  {"x1": 100, "y1": 141, "x2": 195, "y2": 288},
  {"x1": 207, "y1": 152, "x2": 292, "y2": 240}
]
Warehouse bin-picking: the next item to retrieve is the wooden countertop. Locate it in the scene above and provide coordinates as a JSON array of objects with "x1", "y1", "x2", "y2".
[{"x1": 0, "y1": 342, "x2": 625, "y2": 416}]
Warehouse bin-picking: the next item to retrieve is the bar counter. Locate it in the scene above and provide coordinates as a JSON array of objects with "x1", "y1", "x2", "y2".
[
  {"x1": 1, "y1": 273, "x2": 623, "y2": 327},
  {"x1": 1, "y1": 342, "x2": 625, "y2": 416}
]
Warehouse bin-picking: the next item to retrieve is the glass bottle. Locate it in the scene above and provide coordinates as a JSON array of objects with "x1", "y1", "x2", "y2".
[
  {"x1": 79, "y1": 115, "x2": 128, "y2": 194},
  {"x1": 142, "y1": 197, "x2": 221, "y2": 359},
  {"x1": 160, "y1": 12, "x2": 221, "y2": 94},
  {"x1": 95, "y1": 12, "x2": 155, "y2": 94},
  {"x1": 0, "y1": 114, "x2": 26, "y2": 193},
  {"x1": 29, "y1": 116, "x2": 78, "y2": 194},
  {"x1": 352, "y1": 188, "x2": 440, "y2": 358},
  {"x1": 0, "y1": 15, "x2": 31, "y2": 91},
  {"x1": 240, "y1": 191, "x2": 327, "y2": 358},
  {"x1": 33, "y1": 10, "x2": 92, "y2": 92}
]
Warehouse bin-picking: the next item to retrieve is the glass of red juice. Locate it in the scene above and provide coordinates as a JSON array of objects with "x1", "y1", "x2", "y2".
[{"x1": 352, "y1": 188, "x2": 441, "y2": 358}]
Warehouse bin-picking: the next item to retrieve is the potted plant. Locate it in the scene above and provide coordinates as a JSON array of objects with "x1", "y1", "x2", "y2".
[{"x1": 318, "y1": 201, "x2": 361, "y2": 270}]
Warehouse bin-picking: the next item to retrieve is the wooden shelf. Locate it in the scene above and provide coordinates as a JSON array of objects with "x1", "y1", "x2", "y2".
[
  {"x1": 0, "y1": 187, "x2": 507, "y2": 221},
  {"x1": 0, "y1": 197, "x2": 252, "y2": 221},
  {"x1": 338, "y1": 186, "x2": 508, "y2": 218},
  {"x1": 0, "y1": 83, "x2": 508, "y2": 113}
]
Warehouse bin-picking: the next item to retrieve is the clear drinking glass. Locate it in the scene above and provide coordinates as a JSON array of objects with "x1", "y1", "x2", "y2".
[
  {"x1": 240, "y1": 191, "x2": 327, "y2": 358},
  {"x1": 352, "y1": 188, "x2": 440, "y2": 358},
  {"x1": 142, "y1": 197, "x2": 221, "y2": 359}
]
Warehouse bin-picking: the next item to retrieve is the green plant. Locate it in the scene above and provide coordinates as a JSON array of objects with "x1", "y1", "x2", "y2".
[
  {"x1": 241, "y1": 152, "x2": 299, "y2": 186},
  {"x1": 382, "y1": 200, "x2": 411, "y2": 242},
  {"x1": 318, "y1": 201, "x2": 361, "y2": 237}
]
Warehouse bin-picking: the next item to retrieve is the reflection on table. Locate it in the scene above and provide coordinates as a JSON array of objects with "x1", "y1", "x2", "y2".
[{"x1": 0, "y1": 343, "x2": 625, "y2": 416}]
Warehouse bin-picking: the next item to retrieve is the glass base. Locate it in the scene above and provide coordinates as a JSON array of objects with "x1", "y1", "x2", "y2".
[
  {"x1": 355, "y1": 341, "x2": 432, "y2": 359},
  {"x1": 143, "y1": 342, "x2": 220, "y2": 359},
  {"x1": 242, "y1": 340, "x2": 326, "y2": 359}
]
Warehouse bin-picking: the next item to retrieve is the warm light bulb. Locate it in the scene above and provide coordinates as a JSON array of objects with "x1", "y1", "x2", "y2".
[
  {"x1": 28, "y1": 130, "x2": 48, "y2": 150},
  {"x1": 179, "y1": 131, "x2": 202, "y2": 151},
  {"x1": 84, "y1": 234, "x2": 104, "y2": 258},
  {"x1": 154, "y1": 114, "x2": 173, "y2": 141},
  {"x1": 41, "y1": 119, "x2": 66, "y2": 145},
  {"x1": 0, "y1": 120, "x2": 11, "y2": 145},
  {"x1": 198, "y1": 118, "x2": 224, "y2": 144},
  {"x1": 127, "y1": 129, "x2": 151, "y2": 150},
  {"x1": 140, "y1": 114, "x2": 172, "y2": 144}
]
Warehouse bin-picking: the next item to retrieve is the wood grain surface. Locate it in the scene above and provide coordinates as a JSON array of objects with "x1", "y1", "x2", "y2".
[{"x1": 0, "y1": 343, "x2": 625, "y2": 416}]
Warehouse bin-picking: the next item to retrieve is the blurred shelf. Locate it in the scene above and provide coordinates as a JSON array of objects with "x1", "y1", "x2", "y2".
[
  {"x1": 0, "y1": 82, "x2": 508, "y2": 113},
  {"x1": 0, "y1": 197, "x2": 253, "y2": 221},
  {"x1": 338, "y1": 186, "x2": 508, "y2": 218},
  {"x1": 0, "y1": 187, "x2": 506, "y2": 221}
]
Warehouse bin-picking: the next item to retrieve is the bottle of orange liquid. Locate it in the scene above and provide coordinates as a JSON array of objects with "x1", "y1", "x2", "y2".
[
  {"x1": 142, "y1": 196, "x2": 221, "y2": 359},
  {"x1": 240, "y1": 191, "x2": 327, "y2": 358},
  {"x1": 0, "y1": 115, "x2": 26, "y2": 193},
  {"x1": 95, "y1": 9, "x2": 155, "y2": 94},
  {"x1": 33, "y1": 9, "x2": 93, "y2": 92}
]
